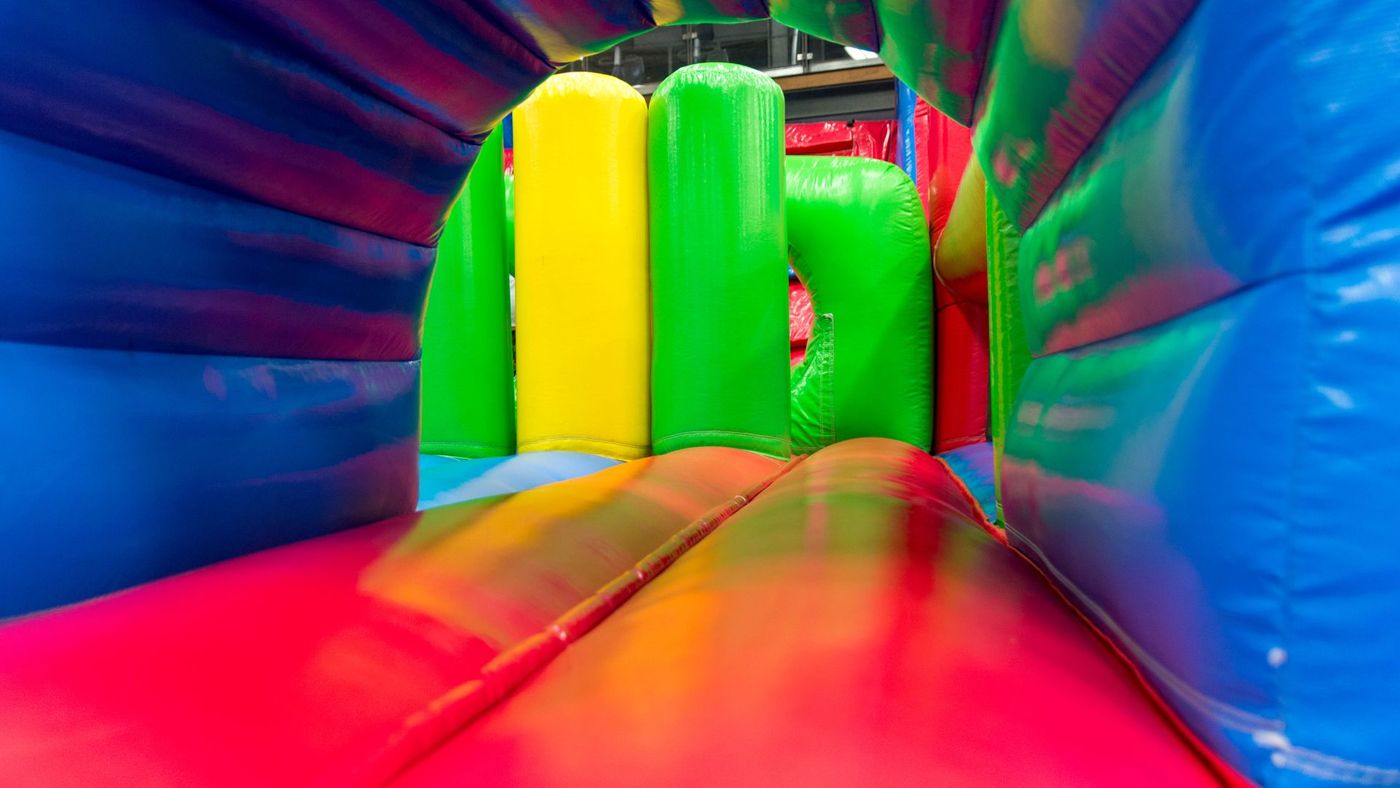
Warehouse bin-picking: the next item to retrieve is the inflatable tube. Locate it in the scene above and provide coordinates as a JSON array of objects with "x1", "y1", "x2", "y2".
[
  {"x1": 649, "y1": 64, "x2": 790, "y2": 457},
  {"x1": 421, "y1": 126, "x2": 515, "y2": 459},
  {"x1": 514, "y1": 73, "x2": 650, "y2": 461},
  {"x1": 786, "y1": 156, "x2": 933, "y2": 454}
]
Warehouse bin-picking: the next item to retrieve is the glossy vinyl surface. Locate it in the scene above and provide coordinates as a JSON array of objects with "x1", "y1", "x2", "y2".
[
  {"x1": 785, "y1": 120, "x2": 897, "y2": 162},
  {"x1": 986, "y1": 185, "x2": 1031, "y2": 522},
  {"x1": 934, "y1": 299, "x2": 991, "y2": 452},
  {"x1": 0, "y1": 448, "x2": 784, "y2": 786},
  {"x1": 1016, "y1": 0, "x2": 1303, "y2": 356},
  {"x1": 974, "y1": 0, "x2": 1200, "y2": 229},
  {"x1": 416, "y1": 452, "x2": 620, "y2": 510},
  {"x1": 1005, "y1": 284, "x2": 1303, "y2": 780},
  {"x1": 0, "y1": 130, "x2": 432, "y2": 360},
  {"x1": 932, "y1": 157, "x2": 991, "y2": 452},
  {"x1": 937, "y1": 440, "x2": 997, "y2": 522},
  {"x1": 786, "y1": 156, "x2": 933, "y2": 454},
  {"x1": 0, "y1": 0, "x2": 474, "y2": 245},
  {"x1": 874, "y1": 0, "x2": 998, "y2": 124},
  {"x1": 514, "y1": 74, "x2": 651, "y2": 460},
  {"x1": 935, "y1": 157, "x2": 988, "y2": 304},
  {"x1": 0, "y1": 344, "x2": 420, "y2": 618},
  {"x1": 393, "y1": 439, "x2": 1221, "y2": 787},
  {"x1": 770, "y1": 0, "x2": 880, "y2": 51},
  {"x1": 205, "y1": 0, "x2": 557, "y2": 137},
  {"x1": 1003, "y1": 1, "x2": 1400, "y2": 782},
  {"x1": 649, "y1": 64, "x2": 790, "y2": 457},
  {"x1": 421, "y1": 126, "x2": 515, "y2": 459}
]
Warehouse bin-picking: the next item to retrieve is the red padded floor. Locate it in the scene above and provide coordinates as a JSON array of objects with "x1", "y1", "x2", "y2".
[
  {"x1": 394, "y1": 439, "x2": 1223, "y2": 786},
  {"x1": 0, "y1": 448, "x2": 784, "y2": 787}
]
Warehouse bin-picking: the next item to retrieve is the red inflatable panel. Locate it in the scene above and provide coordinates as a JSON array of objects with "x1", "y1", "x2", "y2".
[
  {"x1": 788, "y1": 279, "x2": 813, "y2": 366},
  {"x1": 935, "y1": 300, "x2": 990, "y2": 452},
  {"x1": 394, "y1": 439, "x2": 1225, "y2": 787},
  {"x1": 916, "y1": 102, "x2": 989, "y2": 452},
  {"x1": 785, "y1": 121, "x2": 896, "y2": 162},
  {"x1": 0, "y1": 448, "x2": 784, "y2": 787}
]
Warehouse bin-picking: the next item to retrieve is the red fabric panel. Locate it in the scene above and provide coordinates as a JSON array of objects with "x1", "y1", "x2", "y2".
[
  {"x1": 935, "y1": 300, "x2": 990, "y2": 452},
  {"x1": 0, "y1": 449, "x2": 784, "y2": 786},
  {"x1": 919, "y1": 101, "x2": 988, "y2": 450},
  {"x1": 789, "y1": 279, "x2": 813, "y2": 366},
  {"x1": 785, "y1": 121, "x2": 896, "y2": 162},
  {"x1": 393, "y1": 439, "x2": 1231, "y2": 787}
]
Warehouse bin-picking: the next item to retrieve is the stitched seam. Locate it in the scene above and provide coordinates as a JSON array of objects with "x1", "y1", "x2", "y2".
[
  {"x1": 657, "y1": 429, "x2": 790, "y2": 444},
  {"x1": 517, "y1": 436, "x2": 649, "y2": 451},
  {"x1": 349, "y1": 456, "x2": 804, "y2": 786},
  {"x1": 1025, "y1": 248, "x2": 1377, "y2": 361},
  {"x1": 1006, "y1": 529, "x2": 1282, "y2": 735},
  {"x1": 1272, "y1": 1, "x2": 1328, "y2": 784},
  {"x1": 419, "y1": 442, "x2": 513, "y2": 455}
]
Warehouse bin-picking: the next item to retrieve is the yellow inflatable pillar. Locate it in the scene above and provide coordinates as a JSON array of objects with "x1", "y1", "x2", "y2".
[{"x1": 513, "y1": 73, "x2": 650, "y2": 460}]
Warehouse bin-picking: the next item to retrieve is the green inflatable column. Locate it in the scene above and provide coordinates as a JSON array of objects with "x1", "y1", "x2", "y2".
[
  {"x1": 986, "y1": 186, "x2": 1032, "y2": 523},
  {"x1": 786, "y1": 156, "x2": 933, "y2": 454},
  {"x1": 649, "y1": 64, "x2": 790, "y2": 457},
  {"x1": 420, "y1": 126, "x2": 515, "y2": 457}
]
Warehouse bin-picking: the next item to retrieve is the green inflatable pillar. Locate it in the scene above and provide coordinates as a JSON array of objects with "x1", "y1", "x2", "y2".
[
  {"x1": 420, "y1": 127, "x2": 515, "y2": 457},
  {"x1": 987, "y1": 186, "x2": 1032, "y2": 523},
  {"x1": 649, "y1": 64, "x2": 790, "y2": 457}
]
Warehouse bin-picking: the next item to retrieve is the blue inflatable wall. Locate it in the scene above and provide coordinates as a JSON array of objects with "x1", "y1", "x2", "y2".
[{"x1": 1001, "y1": 2, "x2": 1400, "y2": 782}]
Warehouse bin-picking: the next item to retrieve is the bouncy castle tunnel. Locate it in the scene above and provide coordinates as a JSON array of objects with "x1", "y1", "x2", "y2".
[{"x1": 1, "y1": 1, "x2": 1398, "y2": 786}]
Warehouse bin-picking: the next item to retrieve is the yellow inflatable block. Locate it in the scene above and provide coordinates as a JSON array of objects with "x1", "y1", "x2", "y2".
[{"x1": 513, "y1": 73, "x2": 651, "y2": 460}]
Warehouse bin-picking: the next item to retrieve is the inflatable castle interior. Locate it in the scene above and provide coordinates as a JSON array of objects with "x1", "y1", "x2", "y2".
[{"x1": 2, "y1": 1, "x2": 1399, "y2": 785}]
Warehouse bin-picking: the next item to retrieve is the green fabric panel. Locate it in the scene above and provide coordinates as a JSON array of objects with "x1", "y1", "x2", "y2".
[
  {"x1": 874, "y1": 1, "x2": 996, "y2": 124},
  {"x1": 420, "y1": 127, "x2": 515, "y2": 458},
  {"x1": 986, "y1": 184, "x2": 1031, "y2": 523},
  {"x1": 649, "y1": 63, "x2": 790, "y2": 457},
  {"x1": 786, "y1": 156, "x2": 933, "y2": 454},
  {"x1": 770, "y1": 0, "x2": 880, "y2": 51},
  {"x1": 971, "y1": 0, "x2": 1197, "y2": 228}
]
